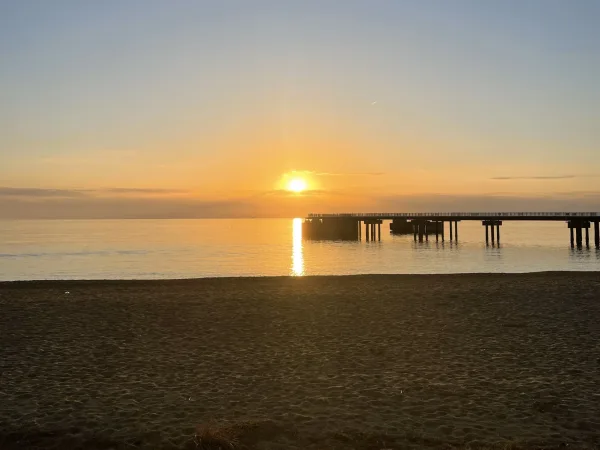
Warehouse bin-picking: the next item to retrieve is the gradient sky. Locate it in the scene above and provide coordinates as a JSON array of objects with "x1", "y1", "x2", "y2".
[{"x1": 1, "y1": 0, "x2": 599, "y2": 218}]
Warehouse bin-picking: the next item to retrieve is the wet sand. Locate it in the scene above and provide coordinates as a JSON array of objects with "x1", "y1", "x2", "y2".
[{"x1": 1, "y1": 273, "x2": 599, "y2": 449}]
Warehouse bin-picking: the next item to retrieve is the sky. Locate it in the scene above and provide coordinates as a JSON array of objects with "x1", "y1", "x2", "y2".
[{"x1": 1, "y1": 0, "x2": 599, "y2": 218}]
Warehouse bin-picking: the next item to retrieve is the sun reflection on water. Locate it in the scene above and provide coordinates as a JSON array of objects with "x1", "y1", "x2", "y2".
[{"x1": 291, "y1": 218, "x2": 304, "y2": 276}]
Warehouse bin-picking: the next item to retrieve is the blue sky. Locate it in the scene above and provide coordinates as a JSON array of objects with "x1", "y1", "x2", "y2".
[{"x1": 1, "y1": 0, "x2": 599, "y2": 217}]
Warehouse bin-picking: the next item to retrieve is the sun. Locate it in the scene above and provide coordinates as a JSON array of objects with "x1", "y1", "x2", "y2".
[{"x1": 287, "y1": 178, "x2": 307, "y2": 193}]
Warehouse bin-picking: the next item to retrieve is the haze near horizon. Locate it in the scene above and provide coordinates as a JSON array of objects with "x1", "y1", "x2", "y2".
[{"x1": 1, "y1": 0, "x2": 599, "y2": 218}]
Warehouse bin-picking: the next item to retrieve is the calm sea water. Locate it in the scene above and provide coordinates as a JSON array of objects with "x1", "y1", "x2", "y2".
[{"x1": 0, "y1": 219, "x2": 598, "y2": 280}]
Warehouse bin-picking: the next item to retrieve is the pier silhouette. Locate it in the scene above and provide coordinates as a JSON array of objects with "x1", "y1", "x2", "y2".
[{"x1": 303, "y1": 212, "x2": 600, "y2": 248}]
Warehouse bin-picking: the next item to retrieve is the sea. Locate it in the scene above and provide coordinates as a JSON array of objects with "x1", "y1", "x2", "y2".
[{"x1": 0, "y1": 218, "x2": 598, "y2": 281}]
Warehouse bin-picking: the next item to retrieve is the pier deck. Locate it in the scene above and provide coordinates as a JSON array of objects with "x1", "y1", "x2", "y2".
[{"x1": 303, "y1": 212, "x2": 600, "y2": 248}]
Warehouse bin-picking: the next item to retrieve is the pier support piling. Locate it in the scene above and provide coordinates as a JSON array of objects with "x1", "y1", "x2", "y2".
[
  {"x1": 567, "y1": 220, "x2": 590, "y2": 249},
  {"x1": 595, "y1": 221, "x2": 600, "y2": 249},
  {"x1": 449, "y1": 221, "x2": 453, "y2": 241},
  {"x1": 483, "y1": 220, "x2": 502, "y2": 246},
  {"x1": 362, "y1": 219, "x2": 383, "y2": 242},
  {"x1": 586, "y1": 227, "x2": 590, "y2": 248},
  {"x1": 454, "y1": 221, "x2": 458, "y2": 242},
  {"x1": 570, "y1": 226, "x2": 575, "y2": 248},
  {"x1": 576, "y1": 226, "x2": 583, "y2": 248},
  {"x1": 441, "y1": 222, "x2": 445, "y2": 241}
]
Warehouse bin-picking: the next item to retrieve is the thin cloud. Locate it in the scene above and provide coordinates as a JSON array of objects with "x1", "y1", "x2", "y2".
[
  {"x1": 283, "y1": 170, "x2": 384, "y2": 179},
  {"x1": 490, "y1": 174, "x2": 600, "y2": 181},
  {"x1": 258, "y1": 189, "x2": 328, "y2": 197},
  {"x1": 0, "y1": 187, "x2": 88, "y2": 198},
  {"x1": 553, "y1": 190, "x2": 600, "y2": 197},
  {"x1": 3, "y1": 189, "x2": 600, "y2": 219},
  {"x1": 101, "y1": 188, "x2": 188, "y2": 194},
  {"x1": 0, "y1": 187, "x2": 189, "y2": 198},
  {"x1": 314, "y1": 172, "x2": 384, "y2": 177},
  {"x1": 491, "y1": 175, "x2": 577, "y2": 180}
]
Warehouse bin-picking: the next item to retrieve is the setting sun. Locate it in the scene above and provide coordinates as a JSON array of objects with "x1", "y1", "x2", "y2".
[{"x1": 287, "y1": 178, "x2": 307, "y2": 193}]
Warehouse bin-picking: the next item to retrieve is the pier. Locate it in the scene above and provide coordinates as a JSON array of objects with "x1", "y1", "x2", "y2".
[{"x1": 303, "y1": 212, "x2": 600, "y2": 248}]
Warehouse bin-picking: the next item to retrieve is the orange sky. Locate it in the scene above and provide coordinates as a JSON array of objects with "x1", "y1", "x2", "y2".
[{"x1": 1, "y1": 2, "x2": 599, "y2": 218}]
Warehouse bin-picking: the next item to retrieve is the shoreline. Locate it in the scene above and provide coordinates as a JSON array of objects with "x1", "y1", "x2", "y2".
[
  {"x1": 1, "y1": 272, "x2": 599, "y2": 449},
  {"x1": 1, "y1": 270, "x2": 599, "y2": 285}
]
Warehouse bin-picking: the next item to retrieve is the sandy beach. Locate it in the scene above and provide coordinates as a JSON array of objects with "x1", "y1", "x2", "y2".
[{"x1": 1, "y1": 273, "x2": 599, "y2": 449}]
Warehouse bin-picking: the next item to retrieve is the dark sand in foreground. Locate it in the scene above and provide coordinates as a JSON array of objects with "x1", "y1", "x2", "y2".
[{"x1": 1, "y1": 273, "x2": 599, "y2": 449}]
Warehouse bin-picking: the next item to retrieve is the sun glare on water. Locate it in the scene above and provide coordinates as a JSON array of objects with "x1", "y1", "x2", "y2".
[{"x1": 287, "y1": 178, "x2": 307, "y2": 193}]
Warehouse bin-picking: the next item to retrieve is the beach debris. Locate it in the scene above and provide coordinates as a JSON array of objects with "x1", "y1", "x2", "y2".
[{"x1": 65, "y1": 291, "x2": 70, "y2": 294}]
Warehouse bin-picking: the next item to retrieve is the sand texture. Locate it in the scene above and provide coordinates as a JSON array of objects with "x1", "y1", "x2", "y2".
[{"x1": 1, "y1": 273, "x2": 599, "y2": 449}]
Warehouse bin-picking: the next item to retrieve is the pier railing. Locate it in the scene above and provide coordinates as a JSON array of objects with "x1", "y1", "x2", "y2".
[{"x1": 307, "y1": 212, "x2": 599, "y2": 219}]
